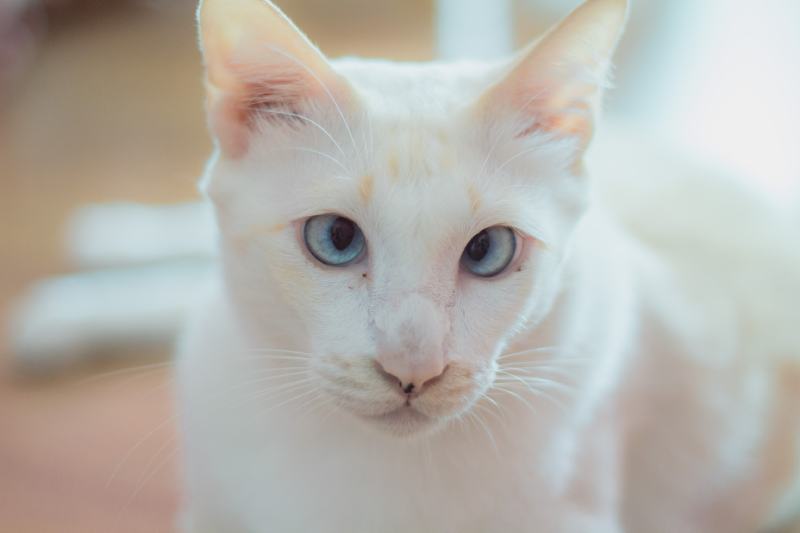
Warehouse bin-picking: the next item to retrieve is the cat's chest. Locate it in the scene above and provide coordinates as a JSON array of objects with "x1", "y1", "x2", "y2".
[{"x1": 188, "y1": 404, "x2": 612, "y2": 533}]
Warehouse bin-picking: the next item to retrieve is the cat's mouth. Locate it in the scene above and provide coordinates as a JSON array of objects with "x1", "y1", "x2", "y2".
[
  {"x1": 317, "y1": 357, "x2": 491, "y2": 437},
  {"x1": 360, "y1": 403, "x2": 435, "y2": 436}
]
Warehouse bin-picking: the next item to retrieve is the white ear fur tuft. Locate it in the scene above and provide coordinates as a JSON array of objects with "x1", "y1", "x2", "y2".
[
  {"x1": 197, "y1": 0, "x2": 352, "y2": 157},
  {"x1": 479, "y1": 0, "x2": 629, "y2": 153}
]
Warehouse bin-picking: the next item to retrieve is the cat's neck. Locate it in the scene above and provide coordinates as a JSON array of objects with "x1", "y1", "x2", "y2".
[{"x1": 506, "y1": 207, "x2": 641, "y2": 418}]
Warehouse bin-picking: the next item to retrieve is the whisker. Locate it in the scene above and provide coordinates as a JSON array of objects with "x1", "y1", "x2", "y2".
[
  {"x1": 289, "y1": 390, "x2": 327, "y2": 420},
  {"x1": 257, "y1": 386, "x2": 321, "y2": 415},
  {"x1": 475, "y1": 405, "x2": 498, "y2": 442},
  {"x1": 360, "y1": 109, "x2": 374, "y2": 165},
  {"x1": 477, "y1": 87, "x2": 549, "y2": 181},
  {"x1": 262, "y1": 44, "x2": 360, "y2": 166},
  {"x1": 497, "y1": 345, "x2": 580, "y2": 360},
  {"x1": 129, "y1": 432, "x2": 177, "y2": 500},
  {"x1": 498, "y1": 364, "x2": 581, "y2": 378},
  {"x1": 124, "y1": 442, "x2": 179, "y2": 512},
  {"x1": 482, "y1": 396, "x2": 510, "y2": 433},
  {"x1": 232, "y1": 352, "x2": 314, "y2": 365},
  {"x1": 493, "y1": 138, "x2": 562, "y2": 173},
  {"x1": 465, "y1": 410, "x2": 498, "y2": 454},
  {"x1": 495, "y1": 373, "x2": 573, "y2": 412},
  {"x1": 221, "y1": 382, "x2": 321, "y2": 415},
  {"x1": 269, "y1": 146, "x2": 350, "y2": 175},
  {"x1": 305, "y1": 400, "x2": 337, "y2": 424},
  {"x1": 258, "y1": 109, "x2": 347, "y2": 157},
  {"x1": 239, "y1": 358, "x2": 311, "y2": 368},
  {"x1": 489, "y1": 384, "x2": 538, "y2": 415},
  {"x1": 196, "y1": 375, "x2": 317, "y2": 418},
  {"x1": 367, "y1": 110, "x2": 375, "y2": 160},
  {"x1": 229, "y1": 370, "x2": 312, "y2": 391},
  {"x1": 244, "y1": 365, "x2": 312, "y2": 374},
  {"x1": 233, "y1": 359, "x2": 312, "y2": 368},
  {"x1": 498, "y1": 356, "x2": 590, "y2": 366},
  {"x1": 108, "y1": 369, "x2": 313, "y2": 489},
  {"x1": 500, "y1": 358, "x2": 591, "y2": 369},
  {"x1": 107, "y1": 416, "x2": 173, "y2": 489},
  {"x1": 245, "y1": 377, "x2": 318, "y2": 404},
  {"x1": 72, "y1": 361, "x2": 172, "y2": 387},
  {"x1": 477, "y1": 128, "x2": 504, "y2": 181},
  {"x1": 496, "y1": 371, "x2": 577, "y2": 395},
  {"x1": 478, "y1": 392, "x2": 501, "y2": 411}
]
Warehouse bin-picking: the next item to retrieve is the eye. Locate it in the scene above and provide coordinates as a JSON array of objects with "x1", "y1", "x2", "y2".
[
  {"x1": 303, "y1": 214, "x2": 366, "y2": 266},
  {"x1": 461, "y1": 226, "x2": 516, "y2": 277}
]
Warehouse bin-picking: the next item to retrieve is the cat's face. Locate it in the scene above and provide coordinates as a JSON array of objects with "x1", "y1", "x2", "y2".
[{"x1": 198, "y1": 0, "x2": 626, "y2": 436}]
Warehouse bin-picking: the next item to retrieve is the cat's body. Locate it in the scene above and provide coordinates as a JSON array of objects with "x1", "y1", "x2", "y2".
[
  {"x1": 178, "y1": 154, "x2": 800, "y2": 533},
  {"x1": 177, "y1": 0, "x2": 800, "y2": 531}
]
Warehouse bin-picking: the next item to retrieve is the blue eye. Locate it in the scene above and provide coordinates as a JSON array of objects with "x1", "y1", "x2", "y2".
[
  {"x1": 304, "y1": 214, "x2": 366, "y2": 266},
  {"x1": 461, "y1": 226, "x2": 516, "y2": 277}
]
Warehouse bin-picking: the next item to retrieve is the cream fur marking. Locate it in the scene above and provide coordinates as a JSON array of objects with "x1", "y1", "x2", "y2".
[{"x1": 177, "y1": 0, "x2": 800, "y2": 531}]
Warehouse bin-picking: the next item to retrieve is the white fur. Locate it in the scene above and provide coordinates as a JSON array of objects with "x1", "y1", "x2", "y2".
[{"x1": 178, "y1": 0, "x2": 800, "y2": 531}]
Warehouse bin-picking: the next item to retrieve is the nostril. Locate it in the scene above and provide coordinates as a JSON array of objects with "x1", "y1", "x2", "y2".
[
  {"x1": 374, "y1": 360, "x2": 448, "y2": 395},
  {"x1": 374, "y1": 361, "x2": 416, "y2": 394}
]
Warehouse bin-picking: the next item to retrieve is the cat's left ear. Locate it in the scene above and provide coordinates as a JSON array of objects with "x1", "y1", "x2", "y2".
[
  {"x1": 477, "y1": 0, "x2": 628, "y2": 158},
  {"x1": 197, "y1": 0, "x2": 353, "y2": 158}
]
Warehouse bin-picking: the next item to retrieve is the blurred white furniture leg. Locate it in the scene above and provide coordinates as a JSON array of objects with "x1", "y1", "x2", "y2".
[
  {"x1": 10, "y1": 260, "x2": 213, "y2": 373},
  {"x1": 436, "y1": 0, "x2": 513, "y2": 60},
  {"x1": 9, "y1": 202, "x2": 214, "y2": 373},
  {"x1": 67, "y1": 202, "x2": 214, "y2": 268}
]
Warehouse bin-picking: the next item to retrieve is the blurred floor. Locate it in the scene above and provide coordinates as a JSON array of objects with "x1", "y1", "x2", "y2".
[{"x1": 0, "y1": 1, "x2": 432, "y2": 531}]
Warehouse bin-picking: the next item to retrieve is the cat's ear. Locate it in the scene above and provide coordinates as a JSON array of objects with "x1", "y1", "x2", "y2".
[
  {"x1": 478, "y1": 0, "x2": 628, "y2": 157},
  {"x1": 197, "y1": 0, "x2": 352, "y2": 157}
]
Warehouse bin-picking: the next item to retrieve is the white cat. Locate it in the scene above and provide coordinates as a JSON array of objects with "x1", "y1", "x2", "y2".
[{"x1": 177, "y1": 0, "x2": 800, "y2": 531}]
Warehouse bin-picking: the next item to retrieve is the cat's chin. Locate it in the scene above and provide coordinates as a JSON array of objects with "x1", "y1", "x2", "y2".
[{"x1": 358, "y1": 405, "x2": 442, "y2": 438}]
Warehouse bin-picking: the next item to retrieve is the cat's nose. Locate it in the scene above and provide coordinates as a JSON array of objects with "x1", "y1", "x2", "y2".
[{"x1": 376, "y1": 356, "x2": 447, "y2": 395}]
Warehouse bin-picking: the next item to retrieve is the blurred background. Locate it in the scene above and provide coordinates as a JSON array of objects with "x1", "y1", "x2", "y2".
[{"x1": 0, "y1": 0, "x2": 797, "y2": 531}]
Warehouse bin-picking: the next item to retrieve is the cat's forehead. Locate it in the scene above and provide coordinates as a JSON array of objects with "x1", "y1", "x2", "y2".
[
  {"x1": 331, "y1": 59, "x2": 504, "y2": 185},
  {"x1": 334, "y1": 58, "x2": 503, "y2": 118}
]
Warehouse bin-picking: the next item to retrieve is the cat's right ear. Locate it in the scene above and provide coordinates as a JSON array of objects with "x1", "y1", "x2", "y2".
[
  {"x1": 197, "y1": 0, "x2": 352, "y2": 158},
  {"x1": 475, "y1": 0, "x2": 628, "y2": 165}
]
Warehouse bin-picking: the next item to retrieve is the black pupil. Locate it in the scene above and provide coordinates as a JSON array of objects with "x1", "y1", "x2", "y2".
[
  {"x1": 330, "y1": 218, "x2": 356, "y2": 250},
  {"x1": 466, "y1": 230, "x2": 490, "y2": 261}
]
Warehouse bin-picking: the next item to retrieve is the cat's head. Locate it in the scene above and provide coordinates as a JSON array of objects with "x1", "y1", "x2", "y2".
[{"x1": 197, "y1": 0, "x2": 627, "y2": 436}]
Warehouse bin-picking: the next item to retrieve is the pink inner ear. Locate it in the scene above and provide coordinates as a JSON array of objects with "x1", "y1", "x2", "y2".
[
  {"x1": 210, "y1": 95, "x2": 250, "y2": 159},
  {"x1": 209, "y1": 66, "x2": 324, "y2": 159},
  {"x1": 241, "y1": 73, "x2": 313, "y2": 127},
  {"x1": 199, "y1": 0, "x2": 351, "y2": 159},
  {"x1": 511, "y1": 84, "x2": 596, "y2": 141},
  {"x1": 515, "y1": 104, "x2": 592, "y2": 140}
]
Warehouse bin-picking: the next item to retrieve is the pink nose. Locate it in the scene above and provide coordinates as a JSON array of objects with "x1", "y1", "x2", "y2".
[{"x1": 376, "y1": 355, "x2": 447, "y2": 395}]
